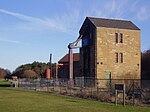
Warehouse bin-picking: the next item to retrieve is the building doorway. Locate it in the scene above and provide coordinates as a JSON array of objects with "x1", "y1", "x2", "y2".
[{"x1": 106, "y1": 71, "x2": 111, "y2": 88}]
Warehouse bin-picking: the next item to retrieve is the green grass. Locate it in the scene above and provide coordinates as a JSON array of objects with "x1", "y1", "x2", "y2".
[
  {"x1": 0, "y1": 80, "x2": 11, "y2": 87},
  {"x1": 0, "y1": 88, "x2": 149, "y2": 112}
]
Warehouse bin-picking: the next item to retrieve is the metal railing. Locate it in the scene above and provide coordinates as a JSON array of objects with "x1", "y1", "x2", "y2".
[{"x1": 18, "y1": 77, "x2": 150, "y2": 107}]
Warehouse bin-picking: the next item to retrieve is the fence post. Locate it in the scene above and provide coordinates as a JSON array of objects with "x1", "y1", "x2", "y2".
[
  {"x1": 96, "y1": 82, "x2": 99, "y2": 100},
  {"x1": 59, "y1": 82, "x2": 61, "y2": 94},
  {"x1": 123, "y1": 84, "x2": 125, "y2": 106},
  {"x1": 115, "y1": 90, "x2": 118, "y2": 105},
  {"x1": 35, "y1": 80, "x2": 37, "y2": 90},
  {"x1": 30, "y1": 79, "x2": 31, "y2": 90},
  {"x1": 80, "y1": 86, "x2": 83, "y2": 98},
  {"x1": 91, "y1": 86, "x2": 92, "y2": 98},
  {"x1": 53, "y1": 79, "x2": 55, "y2": 92},
  {"x1": 133, "y1": 80, "x2": 135, "y2": 106},
  {"x1": 70, "y1": 85, "x2": 71, "y2": 96},
  {"x1": 47, "y1": 80, "x2": 48, "y2": 92}
]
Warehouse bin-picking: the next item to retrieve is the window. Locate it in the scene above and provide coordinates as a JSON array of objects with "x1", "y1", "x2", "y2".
[
  {"x1": 115, "y1": 33, "x2": 118, "y2": 43},
  {"x1": 115, "y1": 52, "x2": 123, "y2": 63},
  {"x1": 115, "y1": 52, "x2": 118, "y2": 63},
  {"x1": 120, "y1": 33, "x2": 123, "y2": 43},
  {"x1": 115, "y1": 33, "x2": 123, "y2": 43},
  {"x1": 120, "y1": 53, "x2": 123, "y2": 63}
]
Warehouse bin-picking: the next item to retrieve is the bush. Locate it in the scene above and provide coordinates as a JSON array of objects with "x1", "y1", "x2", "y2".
[{"x1": 23, "y1": 70, "x2": 38, "y2": 78}]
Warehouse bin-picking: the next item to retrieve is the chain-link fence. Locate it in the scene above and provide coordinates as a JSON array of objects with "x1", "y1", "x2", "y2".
[{"x1": 18, "y1": 78, "x2": 150, "y2": 107}]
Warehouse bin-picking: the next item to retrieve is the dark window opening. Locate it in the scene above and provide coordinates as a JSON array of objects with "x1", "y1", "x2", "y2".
[
  {"x1": 120, "y1": 33, "x2": 123, "y2": 43},
  {"x1": 120, "y1": 53, "x2": 123, "y2": 63},
  {"x1": 115, "y1": 52, "x2": 118, "y2": 63},
  {"x1": 115, "y1": 33, "x2": 118, "y2": 43}
]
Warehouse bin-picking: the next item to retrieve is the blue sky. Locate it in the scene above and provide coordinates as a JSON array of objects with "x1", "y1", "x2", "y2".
[{"x1": 0, "y1": 0, "x2": 150, "y2": 71}]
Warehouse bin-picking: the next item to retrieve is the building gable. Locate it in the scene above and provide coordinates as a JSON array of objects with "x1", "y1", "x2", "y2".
[{"x1": 79, "y1": 17, "x2": 140, "y2": 33}]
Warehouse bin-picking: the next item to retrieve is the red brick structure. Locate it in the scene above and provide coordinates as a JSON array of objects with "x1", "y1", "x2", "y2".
[{"x1": 58, "y1": 53, "x2": 81, "y2": 79}]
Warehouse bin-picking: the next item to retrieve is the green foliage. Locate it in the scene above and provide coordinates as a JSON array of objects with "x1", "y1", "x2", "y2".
[
  {"x1": 12, "y1": 61, "x2": 47, "y2": 78},
  {"x1": 0, "y1": 88, "x2": 149, "y2": 112}
]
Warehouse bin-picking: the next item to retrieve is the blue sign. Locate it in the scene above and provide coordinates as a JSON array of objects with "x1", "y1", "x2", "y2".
[{"x1": 82, "y1": 37, "x2": 89, "y2": 46}]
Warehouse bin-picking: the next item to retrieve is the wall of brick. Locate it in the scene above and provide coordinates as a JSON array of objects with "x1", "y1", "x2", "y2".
[{"x1": 96, "y1": 27, "x2": 141, "y2": 80}]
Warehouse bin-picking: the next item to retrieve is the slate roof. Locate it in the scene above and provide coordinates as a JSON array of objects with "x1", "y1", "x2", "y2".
[
  {"x1": 85, "y1": 17, "x2": 140, "y2": 30},
  {"x1": 58, "y1": 53, "x2": 80, "y2": 63}
]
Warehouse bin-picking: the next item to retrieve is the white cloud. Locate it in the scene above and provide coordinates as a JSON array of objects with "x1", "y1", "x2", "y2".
[
  {"x1": 0, "y1": 9, "x2": 67, "y2": 33},
  {"x1": 0, "y1": 9, "x2": 39, "y2": 22},
  {"x1": 136, "y1": 7, "x2": 150, "y2": 21},
  {"x1": 128, "y1": 0, "x2": 150, "y2": 22},
  {"x1": 0, "y1": 1, "x2": 131, "y2": 35},
  {"x1": 0, "y1": 38, "x2": 21, "y2": 44},
  {"x1": 0, "y1": 0, "x2": 149, "y2": 37},
  {"x1": 80, "y1": 0, "x2": 129, "y2": 20},
  {"x1": 87, "y1": 0, "x2": 150, "y2": 22}
]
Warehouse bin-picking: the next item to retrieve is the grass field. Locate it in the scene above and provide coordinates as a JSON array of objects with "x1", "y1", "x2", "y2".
[
  {"x1": 0, "y1": 79, "x2": 11, "y2": 87},
  {"x1": 0, "y1": 87, "x2": 149, "y2": 112}
]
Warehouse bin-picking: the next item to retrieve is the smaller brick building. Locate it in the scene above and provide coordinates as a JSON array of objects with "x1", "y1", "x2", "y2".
[{"x1": 58, "y1": 53, "x2": 81, "y2": 79}]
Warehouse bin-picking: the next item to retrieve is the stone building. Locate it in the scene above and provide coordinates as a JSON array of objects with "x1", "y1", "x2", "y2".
[{"x1": 79, "y1": 17, "x2": 141, "y2": 82}]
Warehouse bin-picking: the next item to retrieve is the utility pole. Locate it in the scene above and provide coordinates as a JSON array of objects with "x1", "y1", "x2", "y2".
[
  {"x1": 49, "y1": 53, "x2": 52, "y2": 79},
  {"x1": 68, "y1": 49, "x2": 73, "y2": 80}
]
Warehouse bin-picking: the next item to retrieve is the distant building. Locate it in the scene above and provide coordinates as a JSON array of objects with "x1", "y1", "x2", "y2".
[
  {"x1": 79, "y1": 17, "x2": 141, "y2": 81},
  {"x1": 58, "y1": 53, "x2": 80, "y2": 79},
  {"x1": 12, "y1": 76, "x2": 18, "y2": 81}
]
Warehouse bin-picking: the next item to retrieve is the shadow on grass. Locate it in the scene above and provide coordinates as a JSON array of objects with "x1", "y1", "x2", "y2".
[
  {"x1": 0, "y1": 84, "x2": 11, "y2": 87},
  {"x1": 0, "y1": 80, "x2": 11, "y2": 87},
  {"x1": 66, "y1": 100, "x2": 78, "y2": 103}
]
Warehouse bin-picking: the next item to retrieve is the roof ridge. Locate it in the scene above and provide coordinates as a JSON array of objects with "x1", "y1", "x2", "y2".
[
  {"x1": 87, "y1": 16, "x2": 131, "y2": 22},
  {"x1": 85, "y1": 17, "x2": 140, "y2": 30},
  {"x1": 58, "y1": 53, "x2": 80, "y2": 63}
]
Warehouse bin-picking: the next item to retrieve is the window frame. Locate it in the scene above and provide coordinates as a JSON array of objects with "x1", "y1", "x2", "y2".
[
  {"x1": 120, "y1": 53, "x2": 123, "y2": 63},
  {"x1": 115, "y1": 52, "x2": 118, "y2": 63},
  {"x1": 120, "y1": 33, "x2": 123, "y2": 43},
  {"x1": 115, "y1": 33, "x2": 118, "y2": 43}
]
